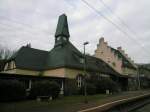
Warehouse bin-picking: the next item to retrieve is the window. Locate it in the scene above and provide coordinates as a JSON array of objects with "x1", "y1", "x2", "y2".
[
  {"x1": 112, "y1": 62, "x2": 116, "y2": 67},
  {"x1": 57, "y1": 37, "x2": 61, "y2": 41},
  {"x1": 63, "y1": 37, "x2": 67, "y2": 41},
  {"x1": 79, "y1": 58, "x2": 84, "y2": 64},
  {"x1": 77, "y1": 75, "x2": 83, "y2": 88},
  {"x1": 107, "y1": 58, "x2": 110, "y2": 63}
]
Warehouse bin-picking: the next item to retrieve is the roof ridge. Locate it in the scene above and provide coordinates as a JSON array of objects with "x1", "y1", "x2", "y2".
[{"x1": 22, "y1": 46, "x2": 48, "y2": 53}]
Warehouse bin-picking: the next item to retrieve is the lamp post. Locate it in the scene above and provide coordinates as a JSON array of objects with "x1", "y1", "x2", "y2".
[
  {"x1": 137, "y1": 67, "x2": 141, "y2": 90},
  {"x1": 83, "y1": 41, "x2": 89, "y2": 104}
]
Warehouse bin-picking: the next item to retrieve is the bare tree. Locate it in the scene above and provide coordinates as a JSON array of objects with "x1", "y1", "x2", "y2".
[{"x1": 0, "y1": 46, "x2": 16, "y2": 60}]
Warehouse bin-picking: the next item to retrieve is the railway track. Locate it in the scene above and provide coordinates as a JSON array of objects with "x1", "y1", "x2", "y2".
[{"x1": 78, "y1": 92, "x2": 150, "y2": 112}]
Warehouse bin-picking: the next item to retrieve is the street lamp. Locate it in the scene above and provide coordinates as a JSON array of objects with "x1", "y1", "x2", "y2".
[
  {"x1": 137, "y1": 67, "x2": 141, "y2": 90},
  {"x1": 83, "y1": 41, "x2": 89, "y2": 104}
]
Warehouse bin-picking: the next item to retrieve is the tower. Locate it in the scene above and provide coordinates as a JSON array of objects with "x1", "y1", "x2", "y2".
[{"x1": 55, "y1": 14, "x2": 70, "y2": 47}]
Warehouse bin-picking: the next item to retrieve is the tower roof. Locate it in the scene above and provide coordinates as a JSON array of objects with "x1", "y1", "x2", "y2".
[{"x1": 55, "y1": 14, "x2": 70, "y2": 38}]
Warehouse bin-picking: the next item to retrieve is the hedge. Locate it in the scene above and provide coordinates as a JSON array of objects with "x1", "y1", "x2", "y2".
[
  {"x1": 95, "y1": 78, "x2": 119, "y2": 93},
  {"x1": 0, "y1": 79, "x2": 26, "y2": 102},
  {"x1": 79, "y1": 83, "x2": 96, "y2": 95},
  {"x1": 64, "y1": 79, "x2": 79, "y2": 96},
  {"x1": 30, "y1": 81, "x2": 60, "y2": 99}
]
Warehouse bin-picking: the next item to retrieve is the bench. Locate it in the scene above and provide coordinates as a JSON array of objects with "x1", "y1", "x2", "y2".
[{"x1": 37, "y1": 96, "x2": 52, "y2": 102}]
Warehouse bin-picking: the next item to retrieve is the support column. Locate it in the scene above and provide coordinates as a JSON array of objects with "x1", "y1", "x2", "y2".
[
  {"x1": 60, "y1": 80, "x2": 64, "y2": 95},
  {"x1": 26, "y1": 79, "x2": 32, "y2": 96},
  {"x1": 29, "y1": 79, "x2": 32, "y2": 90}
]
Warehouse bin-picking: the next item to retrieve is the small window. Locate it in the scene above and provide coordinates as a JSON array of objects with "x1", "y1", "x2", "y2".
[
  {"x1": 63, "y1": 37, "x2": 67, "y2": 41},
  {"x1": 112, "y1": 62, "x2": 116, "y2": 67},
  {"x1": 57, "y1": 37, "x2": 61, "y2": 41},
  {"x1": 107, "y1": 58, "x2": 110, "y2": 63},
  {"x1": 79, "y1": 58, "x2": 84, "y2": 64}
]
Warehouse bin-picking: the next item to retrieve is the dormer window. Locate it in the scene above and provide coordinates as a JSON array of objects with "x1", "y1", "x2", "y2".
[
  {"x1": 63, "y1": 37, "x2": 67, "y2": 41},
  {"x1": 57, "y1": 37, "x2": 61, "y2": 41},
  {"x1": 55, "y1": 36, "x2": 67, "y2": 46},
  {"x1": 55, "y1": 14, "x2": 70, "y2": 47}
]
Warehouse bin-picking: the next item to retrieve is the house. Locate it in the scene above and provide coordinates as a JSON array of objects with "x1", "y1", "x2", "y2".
[
  {"x1": 137, "y1": 64, "x2": 150, "y2": 88},
  {"x1": 94, "y1": 38, "x2": 138, "y2": 90},
  {"x1": 0, "y1": 14, "x2": 128, "y2": 94}
]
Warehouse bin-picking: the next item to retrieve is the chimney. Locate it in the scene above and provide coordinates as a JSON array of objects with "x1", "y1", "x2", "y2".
[
  {"x1": 117, "y1": 46, "x2": 122, "y2": 51},
  {"x1": 125, "y1": 54, "x2": 128, "y2": 57},
  {"x1": 99, "y1": 37, "x2": 104, "y2": 43},
  {"x1": 26, "y1": 43, "x2": 31, "y2": 48}
]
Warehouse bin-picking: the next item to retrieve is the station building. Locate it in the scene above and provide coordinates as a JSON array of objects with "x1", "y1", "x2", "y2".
[{"x1": 0, "y1": 14, "x2": 131, "y2": 94}]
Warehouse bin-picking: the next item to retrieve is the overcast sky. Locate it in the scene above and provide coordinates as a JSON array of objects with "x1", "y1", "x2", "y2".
[{"x1": 0, "y1": 0, "x2": 150, "y2": 63}]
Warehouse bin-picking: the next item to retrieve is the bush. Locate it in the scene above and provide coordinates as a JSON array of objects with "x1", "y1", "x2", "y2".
[
  {"x1": 64, "y1": 79, "x2": 79, "y2": 96},
  {"x1": 30, "y1": 81, "x2": 60, "y2": 99},
  {"x1": 79, "y1": 83, "x2": 96, "y2": 95},
  {"x1": 0, "y1": 79, "x2": 26, "y2": 102},
  {"x1": 95, "y1": 78, "x2": 119, "y2": 93},
  {"x1": 86, "y1": 83, "x2": 96, "y2": 95}
]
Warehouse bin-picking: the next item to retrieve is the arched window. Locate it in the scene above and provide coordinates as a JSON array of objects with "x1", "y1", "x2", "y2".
[{"x1": 76, "y1": 74, "x2": 83, "y2": 88}]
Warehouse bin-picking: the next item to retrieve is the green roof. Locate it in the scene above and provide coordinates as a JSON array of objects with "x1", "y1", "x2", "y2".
[
  {"x1": 46, "y1": 41, "x2": 119, "y2": 75},
  {"x1": 9, "y1": 42, "x2": 123, "y2": 77},
  {"x1": 110, "y1": 47, "x2": 136, "y2": 69},
  {"x1": 11, "y1": 46, "x2": 48, "y2": 71},
  {"x1": 55, "y1": 14, "x2": 70, "y2": 38},
  {"x1": 6, "y1": 14, "x2": 125, "y2": 77}
]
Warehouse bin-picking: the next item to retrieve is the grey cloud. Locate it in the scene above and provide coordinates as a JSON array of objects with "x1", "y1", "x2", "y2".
[{"x1": 0, "y1": 0, "x2": 149, "y2": 63}]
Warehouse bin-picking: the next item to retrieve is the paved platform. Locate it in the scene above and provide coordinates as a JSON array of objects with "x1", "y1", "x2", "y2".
[{"x1": 78, "y1": 90, "x2": 150, "y2": 112}]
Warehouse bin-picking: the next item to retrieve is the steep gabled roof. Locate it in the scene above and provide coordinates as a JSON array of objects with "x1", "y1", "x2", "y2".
[
  {"x1": 46, "y1": 41, "x2": 123, "y2": 77},
  {"x1": 11, "y1": 46, "x2": 48, "y2": 71},
  {"x1": 86, "y1": 56, "x2": 123, "y2": 77},
  {"x1": 46, "y1": 41, "x2": 84, "y2": 69},
  {"x1": 7, "y1": 42, "x2": 124, "y2": 77}
]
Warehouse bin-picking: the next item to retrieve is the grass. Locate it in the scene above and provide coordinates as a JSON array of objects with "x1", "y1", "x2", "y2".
[
  {"x1": 0, "y1": 94, "x2": 109, "y2": 112},
  {"x1": 0, "y1": 90, "x2": 149, "y2": 112}
]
